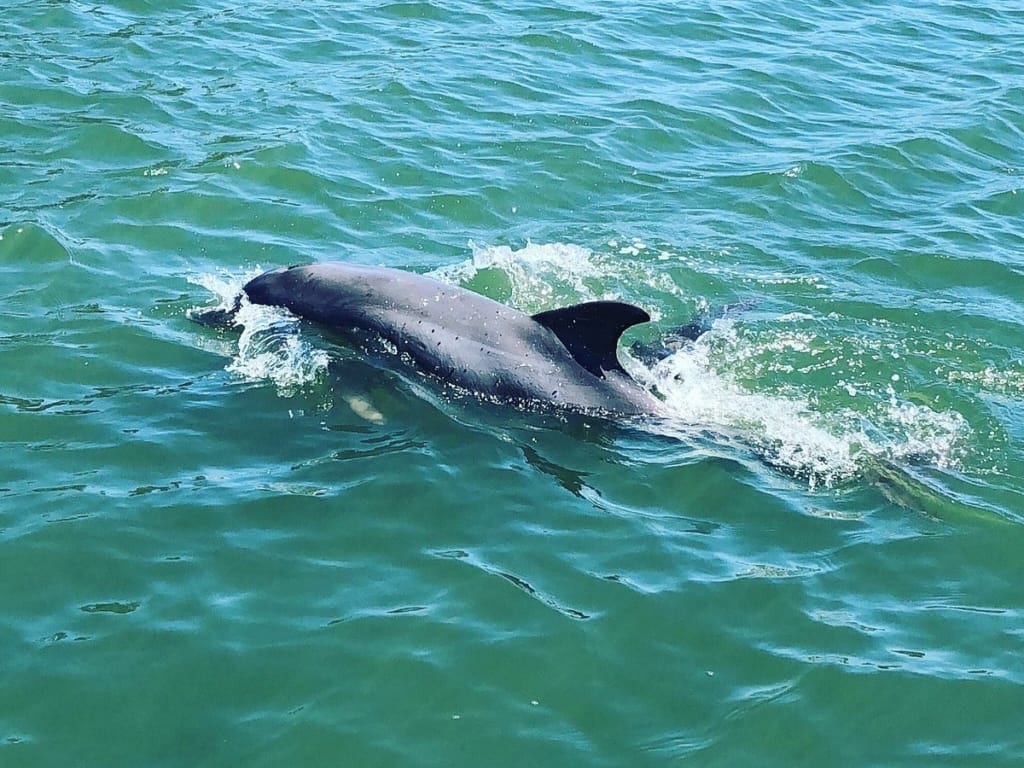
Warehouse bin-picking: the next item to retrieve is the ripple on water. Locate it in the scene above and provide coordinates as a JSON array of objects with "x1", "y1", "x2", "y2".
[{"x1": 3, "y1": 0, "x2": 1024, "y2": 764}]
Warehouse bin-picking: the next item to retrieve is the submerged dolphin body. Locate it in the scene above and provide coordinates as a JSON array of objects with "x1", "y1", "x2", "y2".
[{"x1": 207, "y1": 262, "x2": 662, "y2": 415}]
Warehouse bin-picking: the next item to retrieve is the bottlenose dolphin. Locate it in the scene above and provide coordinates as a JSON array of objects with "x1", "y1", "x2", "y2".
[{"x1": 197, "y1": 262, "x2": 662, "y2": 416}]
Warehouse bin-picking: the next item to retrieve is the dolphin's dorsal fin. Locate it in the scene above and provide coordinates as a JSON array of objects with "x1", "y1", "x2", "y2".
[{"x1": 532, "y1": 301, "x2": 650, "y2": 377}]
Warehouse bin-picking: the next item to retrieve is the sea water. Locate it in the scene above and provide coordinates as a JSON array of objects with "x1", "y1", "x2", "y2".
[{"x1": 2, "y1": 2, "x2": 1023, "y2": 765}]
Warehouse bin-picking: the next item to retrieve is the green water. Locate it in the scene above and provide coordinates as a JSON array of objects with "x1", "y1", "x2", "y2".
[{"x1": 3, "y1": 2, "x2": 1023, "y2": 765}]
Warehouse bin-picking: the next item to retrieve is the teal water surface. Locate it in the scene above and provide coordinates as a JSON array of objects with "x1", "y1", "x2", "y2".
[{"x1": 3, "y1": 1, "x2": 1024, "y2": 765}]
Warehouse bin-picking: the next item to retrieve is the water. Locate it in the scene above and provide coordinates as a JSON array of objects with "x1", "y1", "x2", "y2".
[{"x1": 3, "y1": 1, "x2": 1023, "y2": 765}]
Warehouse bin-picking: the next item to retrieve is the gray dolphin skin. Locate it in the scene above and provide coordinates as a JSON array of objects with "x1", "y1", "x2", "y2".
[{"x1": 229, "y1": 262, "x2": 662, "y2": 415}]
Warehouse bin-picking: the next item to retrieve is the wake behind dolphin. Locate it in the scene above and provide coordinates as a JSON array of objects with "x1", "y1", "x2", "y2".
[
  {"x1": 193, "y1": 261, "x2": 663, "y2": 416},
  {"x1": 190, "y1": 255, "x2": 974, "y2": 495}
]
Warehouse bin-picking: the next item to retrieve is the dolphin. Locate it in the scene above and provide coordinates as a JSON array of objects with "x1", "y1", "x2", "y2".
[{"x1": 197, "y1": 262, "x2": 663, "y2": 416}]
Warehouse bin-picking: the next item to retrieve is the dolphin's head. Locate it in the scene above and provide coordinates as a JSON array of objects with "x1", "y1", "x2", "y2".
[
  {"x1": 242, "y1": 263, "x2": 365, "y2": 326},
  {"x1": 243, "y1": 264, "x2": 299, "y2": 307},
  {"x1": 188, "y1": 265, "x2": 300, "y2": 328}
]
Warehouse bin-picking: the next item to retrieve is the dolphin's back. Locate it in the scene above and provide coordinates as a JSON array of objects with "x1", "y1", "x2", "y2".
[{"x1": 242, "y1": 262, "x2": 659, "y2": 414}]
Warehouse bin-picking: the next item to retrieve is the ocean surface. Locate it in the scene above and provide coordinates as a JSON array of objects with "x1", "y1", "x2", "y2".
[{"x1": 3, "y1": 1, "x2": 1023, "y2": 765}]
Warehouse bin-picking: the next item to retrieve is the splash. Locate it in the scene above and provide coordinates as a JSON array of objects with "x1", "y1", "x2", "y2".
[
  {"x1": 188, "y1": 269, "x2": 329, "y2": 396},
  {"x1": 433, "y1": 240, "x2": 970, "y2": 488},
  {"x1": 430, "y1": 240, "x2": 683, "y2": 318},
  {"x1": 429, "y1": 241, "x2": 610, "y2": 313},
  {"x1": 626, "y1": 323, "x2": 969, "y2": 488},
  {"x1": 624, "y1": 325, "x2": 864, "y2": 487}
]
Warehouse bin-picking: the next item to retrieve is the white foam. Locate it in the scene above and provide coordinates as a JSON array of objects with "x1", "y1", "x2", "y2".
[
  {"x1": 946, "y1": 365, "x2": 1024, "y2": 395},
  {"x1": 189, "y1": 269, "x2": 329, "y2": 396},
  {"x1": 187, "y1": 269, "x2": 255, "y2": 311},
  {"x1": 629, "y1": 321, "x2": 969, "y2": 488},
  {"x1": 225, "y1": 301, "x2": 330, "y2": 395},
  {"x1": 625, "y1": 329, "x2": 863, "y2": 488}
]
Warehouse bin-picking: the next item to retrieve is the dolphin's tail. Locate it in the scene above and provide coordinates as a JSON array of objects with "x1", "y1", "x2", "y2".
[{"x1": 188, "y1": 294, "x2": 242, "y2": 328}]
